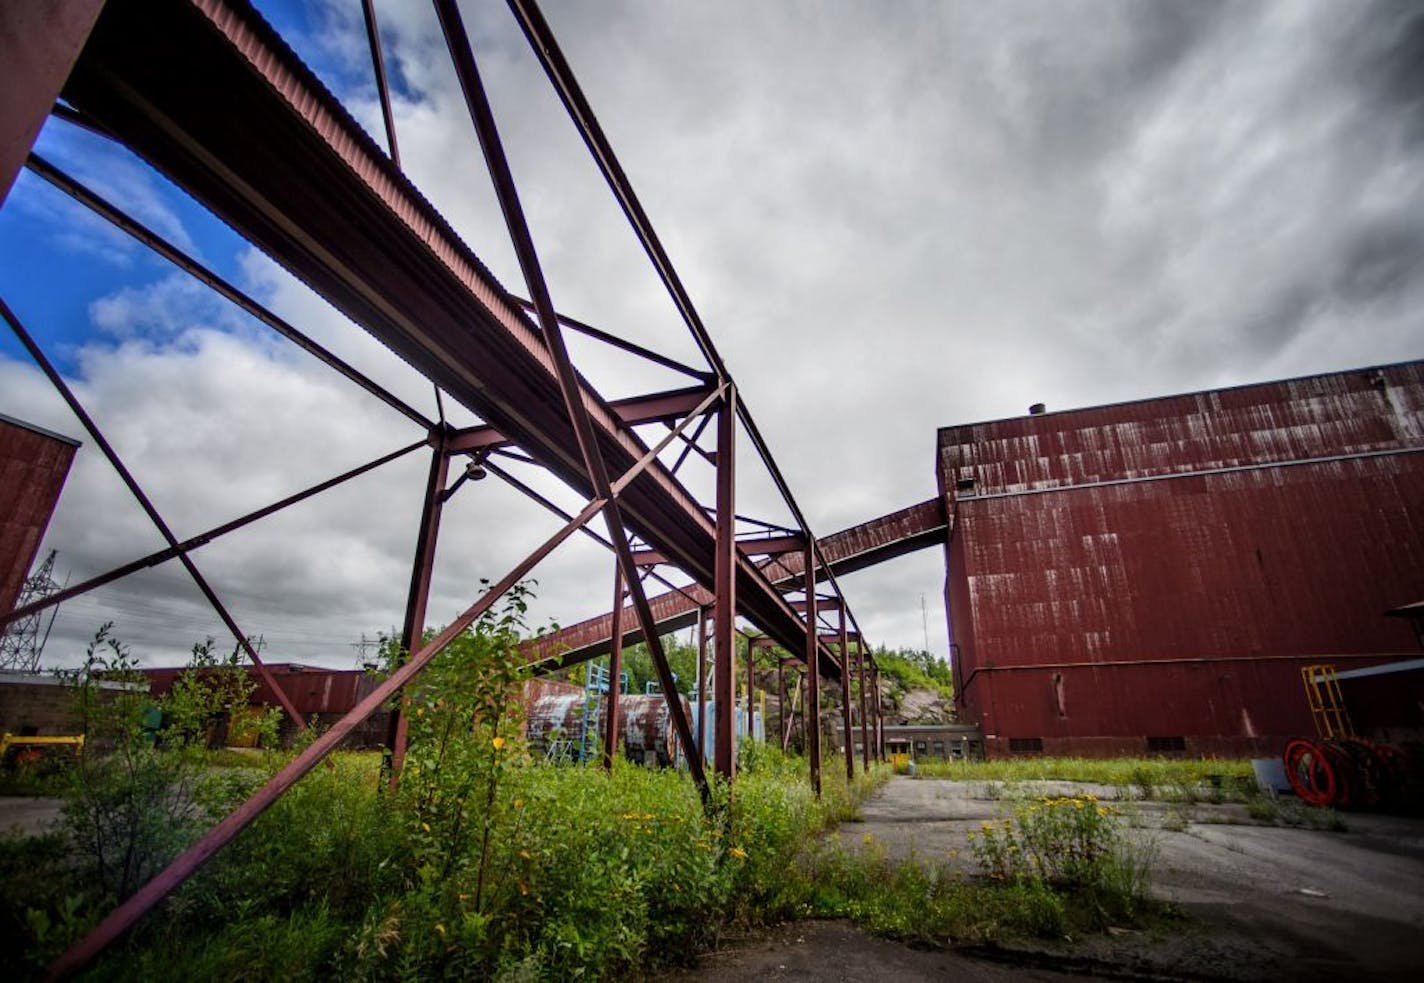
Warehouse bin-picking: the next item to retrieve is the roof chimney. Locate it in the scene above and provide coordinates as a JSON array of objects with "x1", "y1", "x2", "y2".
[{"x1": 1028, "y1": 403, "x2": 1046, "y2": 415}]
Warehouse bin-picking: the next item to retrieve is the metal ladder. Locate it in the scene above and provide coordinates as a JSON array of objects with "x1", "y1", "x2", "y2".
[{"x1": 1301, "y1": 663, "x2": 1353, "y2": 739}]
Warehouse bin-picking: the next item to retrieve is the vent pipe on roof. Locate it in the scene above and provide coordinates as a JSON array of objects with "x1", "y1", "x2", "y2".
[{"x1": 1028, "y1": 403, "x2": 1046, "y2": 415}]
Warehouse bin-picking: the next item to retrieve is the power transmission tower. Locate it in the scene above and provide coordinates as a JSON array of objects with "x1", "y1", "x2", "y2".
[
  {"x1": 0, "y1": 550, "x2": 63, "y2": 672},
  {"x1": 351, "y1": 633, "x2": 378, "y2": 667}
]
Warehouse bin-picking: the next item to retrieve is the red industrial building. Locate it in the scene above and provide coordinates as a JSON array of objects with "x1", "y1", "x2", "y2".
[
  {"x1": 940, "y1": 361, "x2": 1424, "y2": 758},
  {"x1": 0, "y1": 412, "x2": 78, "y2": 615}
]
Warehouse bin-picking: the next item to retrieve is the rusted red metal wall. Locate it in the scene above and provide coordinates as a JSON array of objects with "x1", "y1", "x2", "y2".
[
  {"x1": 0, "y1": 414, "x2": 79, "y2": 615},
  {"x1": 938, "y1": 361, "x2": 1424, "y2": 757}
]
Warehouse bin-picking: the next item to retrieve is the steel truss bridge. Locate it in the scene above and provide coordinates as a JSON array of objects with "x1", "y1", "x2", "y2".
[{"x1": 0, "y1": 1, "x2": 945, "y2": 973}]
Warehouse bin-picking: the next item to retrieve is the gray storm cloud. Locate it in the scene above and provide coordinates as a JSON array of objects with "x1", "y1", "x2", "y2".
[{"x1": 2, "y1": 0, "x2": 1420, "y2": 666}]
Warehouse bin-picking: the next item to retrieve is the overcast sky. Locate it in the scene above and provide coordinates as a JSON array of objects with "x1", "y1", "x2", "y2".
[{"x1": 1, "y1": 0, "x2": 1421, "y2": 669}]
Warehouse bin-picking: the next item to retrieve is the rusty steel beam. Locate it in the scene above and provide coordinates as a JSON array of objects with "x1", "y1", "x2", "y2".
[
  {"x1": 839, "y1": 610, "x2": 854, "y2": 783},
  {"x1": 359, "y1": 0, "x2": 400, "y2": 167},
  {"x1": 695, "y1": 605, "x2": 707, "y2": 759},
  {"x1": 512, "y1": 296, "x2": 709, "y2": 382},
  {"x1": 803, "y1": 542, "x2": 821, "y2": 797},
  {"x1": 383, "y1": 437, "x2": 451, "y2": 785},
  {"x1": 713, "y1": 387, "x2": 737, "y2": 779},
  {"x1": 737, "y1": 534, "x2": 805, "y2": 557},
  {"x1": 857, "y1": 646, "x2": 870, "y2": 772},
  {"x1": 873, "y1": 664, "x2": 885, "y2": 761},
  {"x1": 0, "y1": 0, "x2": 105, "y2": 206},
  {"x1": 1, "y1": 295, "x2": 307, "y2": 730},
  {"x1": 602, "y1": 560, "x2": 625, "y2": 771},
  {"x1": 0, "y1": 437, "x2": 426, "y2": 630},
  {"x1": 668, "y1": 410, "x2": 714, "y2": 475},
  {"x1": 431, "y1": 0, "x2": 705, "y2": 797},
  {"x1": 446, "y1": 383, "x2": 717, "y2": 454}
]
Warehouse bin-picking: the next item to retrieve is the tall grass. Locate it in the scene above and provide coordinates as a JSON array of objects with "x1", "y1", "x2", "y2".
[{"x1": 913, "y1": 755, "x2": 1253, "y2": 789}]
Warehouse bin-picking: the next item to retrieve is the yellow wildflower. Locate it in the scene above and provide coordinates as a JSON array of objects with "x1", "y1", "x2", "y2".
[
  {"x1": 729, "y1": 846, "x2": 748, "y2": 860},
  {"x1": 513, "y1": 798, "x2": 524, "y2": 809},
  {"x1": 492, "y1": 736, "x2": 505, "y2": 750},
  {"x1": 519, "y1": 850, "x2": 532, "y2": 860}
]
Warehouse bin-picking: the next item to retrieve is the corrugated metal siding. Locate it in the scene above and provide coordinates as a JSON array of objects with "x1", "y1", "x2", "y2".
[
  {"x1": 0, "y1": 417, "x2": 78, "y2": 614},
  {"x1": 940, "y1": 362, "x2": 1424, "y2": 495},
  {"x1": 941, "y1": 362, "x2": 1424, "y2": 756}
]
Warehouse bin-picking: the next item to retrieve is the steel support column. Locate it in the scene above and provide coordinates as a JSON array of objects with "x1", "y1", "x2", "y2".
[
  {"x1": 696, "y1": 606, "x2": 707, "y2": 760},
  {"x1": 803, "y1": 543, "x2": 821, "y2": 797},
  {"x1": 713, "y1": 388, "x2": 738, "y2": 779},
  {"x1": 865, "y1": 661, "x2": 877, "y2": 763},
  {"x1": 839, "y1": 609, "x2": 854, "y2": 782},
  {"x1": 857, "y1": 646, "x2": 870, "y2": 771},
  {"x1": 746, "y1": 635, "x2": 756, "y2": 743},
  {"x1": 602, "y1": 561, "x2": 625, "y2": 771},
  {"x1": 776, "y1": 658, "x2": 785, "y2": 751},
  {"x1": 383, "y1": 437, "x2": 450, "y2": 784}
]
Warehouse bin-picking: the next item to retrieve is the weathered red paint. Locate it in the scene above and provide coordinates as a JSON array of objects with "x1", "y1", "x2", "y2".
[
  {"x1": 0, "y1": 415, "x2": 78, "y2": 616},
  {"x1": 940, "y1": 361, "x2": 1424, "y2": 757}
]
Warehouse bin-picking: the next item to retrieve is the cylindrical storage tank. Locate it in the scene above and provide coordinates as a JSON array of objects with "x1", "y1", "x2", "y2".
[{"x1": 526, "y1": 692, "x2": 690, "y2": 766}]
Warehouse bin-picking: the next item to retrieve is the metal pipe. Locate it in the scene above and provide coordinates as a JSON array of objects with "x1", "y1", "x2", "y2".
[
  {"x1": 24, "y1": 153, "x2": 435, "y2": 431},
  {"x1": 0, "y1": 437, "x2": 426, "y2": 630},
  {"x1": 359, "y1": 0, "x2": 401, "y2": 168},
  {"x1": 1, "y1": 295, "x2": 307, "y2": 729}
]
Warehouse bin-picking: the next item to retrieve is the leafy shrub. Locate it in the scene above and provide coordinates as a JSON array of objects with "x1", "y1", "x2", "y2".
[{"x1": 968, "y1": 794, "x2": 1156, "y2": 923}]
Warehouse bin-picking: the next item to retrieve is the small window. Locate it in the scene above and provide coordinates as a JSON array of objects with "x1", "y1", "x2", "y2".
[
  {"x1": 933, "y1": 740, "x2": 945, "y2": 757},
  {"x1": 1147, "y1": 736, "x2": 1186, "y2": 753},
  {"x1": 1008, "y1": 737, "x2": 1044, "y2": 754},
  {"x1": 915, "y1": 741, "x2": 928, "y2": 752}
]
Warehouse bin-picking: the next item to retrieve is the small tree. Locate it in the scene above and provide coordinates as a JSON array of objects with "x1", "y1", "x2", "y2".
[{"x1": 59, "y1": 626, "x2": 265, "y2": 901}]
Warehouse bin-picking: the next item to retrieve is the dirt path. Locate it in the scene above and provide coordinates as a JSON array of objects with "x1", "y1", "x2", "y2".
[{"x1": 668, "y1": 777, "x2": 1424, "y2": 982}]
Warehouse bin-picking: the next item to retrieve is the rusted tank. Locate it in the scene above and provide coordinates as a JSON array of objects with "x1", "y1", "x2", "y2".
[{"x1": 526, "y1": 692, "x2": 689, "y2": 766}]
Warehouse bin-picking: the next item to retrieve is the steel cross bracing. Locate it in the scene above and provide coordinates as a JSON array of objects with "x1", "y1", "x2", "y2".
[{"x1": 0, "y1": 0, "x2": 896, "y2": 973}]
